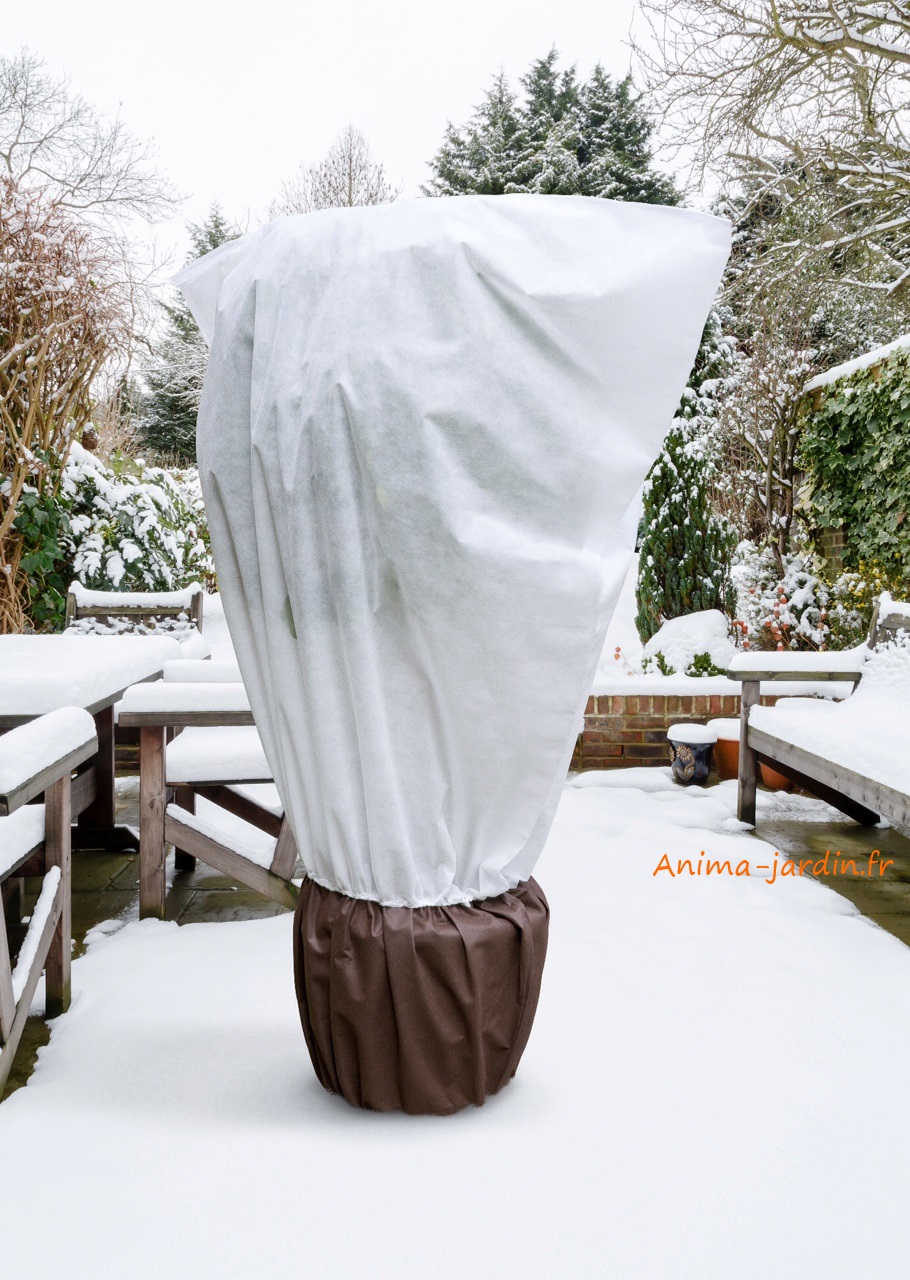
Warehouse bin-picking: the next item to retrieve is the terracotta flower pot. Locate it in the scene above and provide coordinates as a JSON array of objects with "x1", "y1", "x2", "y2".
[
  {"x1": 759, "y1": 762, "x2": 793, "y2": 792},
  {"x1": 714, "y1": 738, "x2": 740, "y2": 781},
  {"x1": 707, "y1": 718, "x2": 741, "y2": 781}
]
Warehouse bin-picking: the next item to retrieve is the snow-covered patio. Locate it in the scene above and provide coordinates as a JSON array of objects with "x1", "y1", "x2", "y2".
[{"x1": 4, "y1": 771, "x2": 910, "y2": 1279}]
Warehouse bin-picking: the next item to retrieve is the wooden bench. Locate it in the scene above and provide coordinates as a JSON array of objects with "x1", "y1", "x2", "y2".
[
  {"x1": 64, "y1": 582, "x2": 205, "y2": 632},
  {"x1": 727, "y1": 600, "x2": 910, "y2": 828},
  {"x1": 0, "y1": 708, "x2": 98, "y2": 1096},
  {"x1": 119, "y1": 683, "x2": 299, "y2": 920}
]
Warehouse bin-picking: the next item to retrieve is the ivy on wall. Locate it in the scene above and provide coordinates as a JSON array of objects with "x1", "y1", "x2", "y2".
[{"x1": 799, "y1": 351, "x2": 910, "y2": 583}]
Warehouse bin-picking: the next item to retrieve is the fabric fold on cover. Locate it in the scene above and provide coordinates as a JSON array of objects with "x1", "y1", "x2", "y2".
[{"x1": 177, "y1": 194, "x2": 730, "y2": 909}]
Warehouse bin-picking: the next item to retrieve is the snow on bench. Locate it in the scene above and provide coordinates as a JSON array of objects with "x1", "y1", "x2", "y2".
[
  {"x1": 749, "y1": 638, "x2": 910, "y2": 802},
  {"x1": 163, "y1": 659, "x2": 242, "y2": 684},
  {"x1": 0, "y1": 707, "x2": 96, "y2": 811},
  {"x1": 11, "y1": 867, "x2": 61, "y2": 1003},
  {"x1": 119, "y1": 681, "x2": 252, "y2": 727},
  {"x1": 166, "y1": 802, "x2": 277, "y2": 871},
  {"x1": 165, "y1": 726, "x2": 270, "y2": 785},
  {"x1": 730, "y1": 598, "x2": 910, "y2": 827},
  {"x1": 0, "y1": 807, "x2": 47, "y2": 880}
]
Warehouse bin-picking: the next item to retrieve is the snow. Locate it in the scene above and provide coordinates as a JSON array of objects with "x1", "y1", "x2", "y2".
[
  {"x1": 200, "y1": 593, "x2": 238, "y2": 663},
  {"x1": 165, "y1": 727, "x2": 271, "y2": 785},
  {"x1": 706, "y1": 716, "x2": 740, "y2": 741},
  {"x1": 0, "y1": 805, "x2": 46, "y2": 878},
  {"x1": 226, "y1": 782, "x2": 284, "y2": 817},
  {"x1": 0, "y1": 707, "x2": 96, "y2": 798},
  {"x1": 163, "y1": 658, "x2": 242, "y2": 683},
  {"x1": 879, "y1": 590, "x2": 910, "y2": 622},
  {"x1": 592, "y1": 671, "x2": 854, "y2": 699},
  {"x1": 667, "y1": 722, "x2": 716, "y2": 744},
  {"x1": 804, "y1": 332, "x2": 910, "y2": 392},
  {"x1": 729, "y1": 645, "x2": 867, "y2": 673},
  {"x1": 68, "y1": 581, "x2": 203, "y2": 608},
  {"x1": 4, "y1": 778, "x2": 910, "y2": 1277},
  {"x1": 170, "y1": 801, "x2": 277, "y2": 871},
  {"x1": 174, "y1": 630, "x2": 211, "y2": 660},
  {"x1": 749, "y1": 636, "x2": 910, "y2": 797},
  {"x1": 598, "y1": 550, "x2": 644, "y2": 674},
  {"x1": 643, "y1": 608, "x2": 735, "y2": 675},
  {"x1": 11, "y1": 867, "x2": 60, "y2": 1003},
  {"x1": 0, "y1": 635, "x2": 181, "y2": 716},
  {"x1": 119, "y1": 682, "x2": 250, "y2": 716}
]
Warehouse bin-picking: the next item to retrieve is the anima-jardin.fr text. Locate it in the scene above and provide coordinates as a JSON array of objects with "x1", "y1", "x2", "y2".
[{"x1": 652, "y1": 851, "x2": 894, "y2": 886}]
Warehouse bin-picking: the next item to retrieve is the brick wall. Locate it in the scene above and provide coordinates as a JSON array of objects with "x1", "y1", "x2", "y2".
[{"x1": 571, "y1": 691, "x2": 779, "y2": 771}]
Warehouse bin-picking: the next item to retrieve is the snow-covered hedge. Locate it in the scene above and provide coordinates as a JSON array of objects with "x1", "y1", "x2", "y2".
[{"x1": 61, "y1": 444, "x2": 214, "y2": 594}]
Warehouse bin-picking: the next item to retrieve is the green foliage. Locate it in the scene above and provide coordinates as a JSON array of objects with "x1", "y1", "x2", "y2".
[
  {"x1": 800, "y1": 351, "x2": 910, "y2": 584},
  {"x1": 138, "y1": 204, "x2": 239, "y2": 463},
  {"x1": 641, "y1": 649, "x2": 673, "y2": 676},
  {"x1": 425, "y1": 50, "x2": 678, "y2": 205},
  {"x1": 13, "y1": 485, "x2": 72, "y2": 630},
  {"x1": 686, "y1": 651, "x2": 727, "y2": 677}
]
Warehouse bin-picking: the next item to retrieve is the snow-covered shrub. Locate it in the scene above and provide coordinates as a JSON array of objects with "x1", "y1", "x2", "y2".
[
  {"x1": 731, "y1": 540, "x2": 890, "y2": 651},
  {"x1": 60, "y1": 444, "x2": 214, "y2": 596},
  {"x1": 641, "y1": 609, "x2": 736, "y2": 676}
]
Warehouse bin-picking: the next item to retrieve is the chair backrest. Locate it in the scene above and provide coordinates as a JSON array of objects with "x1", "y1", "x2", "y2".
[
  {"x1": 868, "y1": 597, "x2": 910, "y2": 649},
  {"x1": 65, "y1": 582, "x2": 204, "y2": 632}
]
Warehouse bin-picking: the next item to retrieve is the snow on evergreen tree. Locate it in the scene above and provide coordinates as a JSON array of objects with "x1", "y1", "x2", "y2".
[
  {"x1": 635, "y1": 311, "x2": 738, "y2": 643},
  {"x1": 138, "y1": 205, "x2": 239, "y2": 462},
  {"x1": 424, "y1": 50, "x2": 677, "y2": 205},
  {"x1": 427, "y1": 73, "x2": 523, "y2": 196}
]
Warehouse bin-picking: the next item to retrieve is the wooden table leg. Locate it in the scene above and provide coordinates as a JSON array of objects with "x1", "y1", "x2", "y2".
[
  {"x1": 45, "y1": 775, "x2": 72, "y2": 1018},
  {"x1": 173, "y1": 786, "x2": 197, "y2": 872},
  {"x1": 74, "y1": 704, "x2": 138, "y2": 852},
  {"x1": 737, "y1": 680, "x2": 760, "y2": 825},
  {"x1": 139, "y1": 726, "x2": 166, "y2": 920}
]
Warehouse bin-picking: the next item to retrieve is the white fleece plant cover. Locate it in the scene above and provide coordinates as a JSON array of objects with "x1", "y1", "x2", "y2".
[{"x1": 177, "y1": 194, "x2": 729, "y2": 907}]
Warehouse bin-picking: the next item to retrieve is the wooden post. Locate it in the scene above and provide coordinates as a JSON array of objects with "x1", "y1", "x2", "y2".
[
  {"x1": 270, "y1": 818, "x2": 299, "y2": 880},
  {"x1": 44, "y1": 775, "x2": 72, "y2": 1018},
  {"x1": 173, "y1": 786, "x2": 197, "y2": 872},
  {"x1": 737, "y1": 680, "x2": 761, "y2": 825},
  {"x1": 139, "y1": 726, "x2": 167, "y2": 920},
  {"x1": 78, "y1": 704, "x2": 116, "y2": 841}
]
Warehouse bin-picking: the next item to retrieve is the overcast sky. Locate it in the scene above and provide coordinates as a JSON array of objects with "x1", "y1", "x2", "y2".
[{"x1": 6, "y1": 0, "x2": 645, "y2": 265}]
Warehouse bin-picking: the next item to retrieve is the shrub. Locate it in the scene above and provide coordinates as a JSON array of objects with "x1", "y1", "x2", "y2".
[
  {"x1": 731, "y1": 540, "x2": 897, "y2": 651},
  {"x1": 15, "y1": 441, "x2": 214, "y2": 630}
]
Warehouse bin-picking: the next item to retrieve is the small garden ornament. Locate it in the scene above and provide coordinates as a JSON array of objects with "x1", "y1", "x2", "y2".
[{"x1": 178, "y1": 195, "x2": 729, "y2": 1114}]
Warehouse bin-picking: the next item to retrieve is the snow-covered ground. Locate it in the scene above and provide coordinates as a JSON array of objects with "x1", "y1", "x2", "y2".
[{"x1": 3, "y1": 773, "x2": 910, "y2": 1279}]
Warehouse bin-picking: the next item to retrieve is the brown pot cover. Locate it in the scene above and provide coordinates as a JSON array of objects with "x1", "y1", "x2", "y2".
[{"x1": 293, "y1": 876, "x2": 549, "y2": 1115}]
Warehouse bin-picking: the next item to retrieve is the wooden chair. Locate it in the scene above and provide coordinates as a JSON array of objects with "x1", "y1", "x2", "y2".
[
  {"x1": 728, "y1": 598, "x2": 910, "y2": 826},
  {"x1": 0, "y1": 708, "x2": 98, "y2": 1095},
  {"x1": 118, "y1": 683, "x2": 299, "y2": 919}
]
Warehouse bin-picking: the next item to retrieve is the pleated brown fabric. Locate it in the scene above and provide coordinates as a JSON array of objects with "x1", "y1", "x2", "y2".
[{"x1": 293, "y1": 877, "x2": 549, "y2": 1115}]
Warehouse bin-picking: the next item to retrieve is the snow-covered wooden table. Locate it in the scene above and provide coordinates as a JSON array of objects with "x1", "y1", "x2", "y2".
[{"x1": 0, "y1": 635, "x2": 181, "y2": 850}]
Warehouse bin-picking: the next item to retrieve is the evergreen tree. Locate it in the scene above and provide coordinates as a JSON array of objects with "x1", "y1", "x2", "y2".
[
  {"x1": 424, "y1": 51, "x2": 677, "y2": 205},
  {"x1": 138, "y1": 204, "x2": 239, "y2": 462},
  {"x1": 635, "y1": 313, "x2": 738, "y2": 642},
  {"x1": 427, "y1": 73, "x2": 523, "y2": 197}
]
